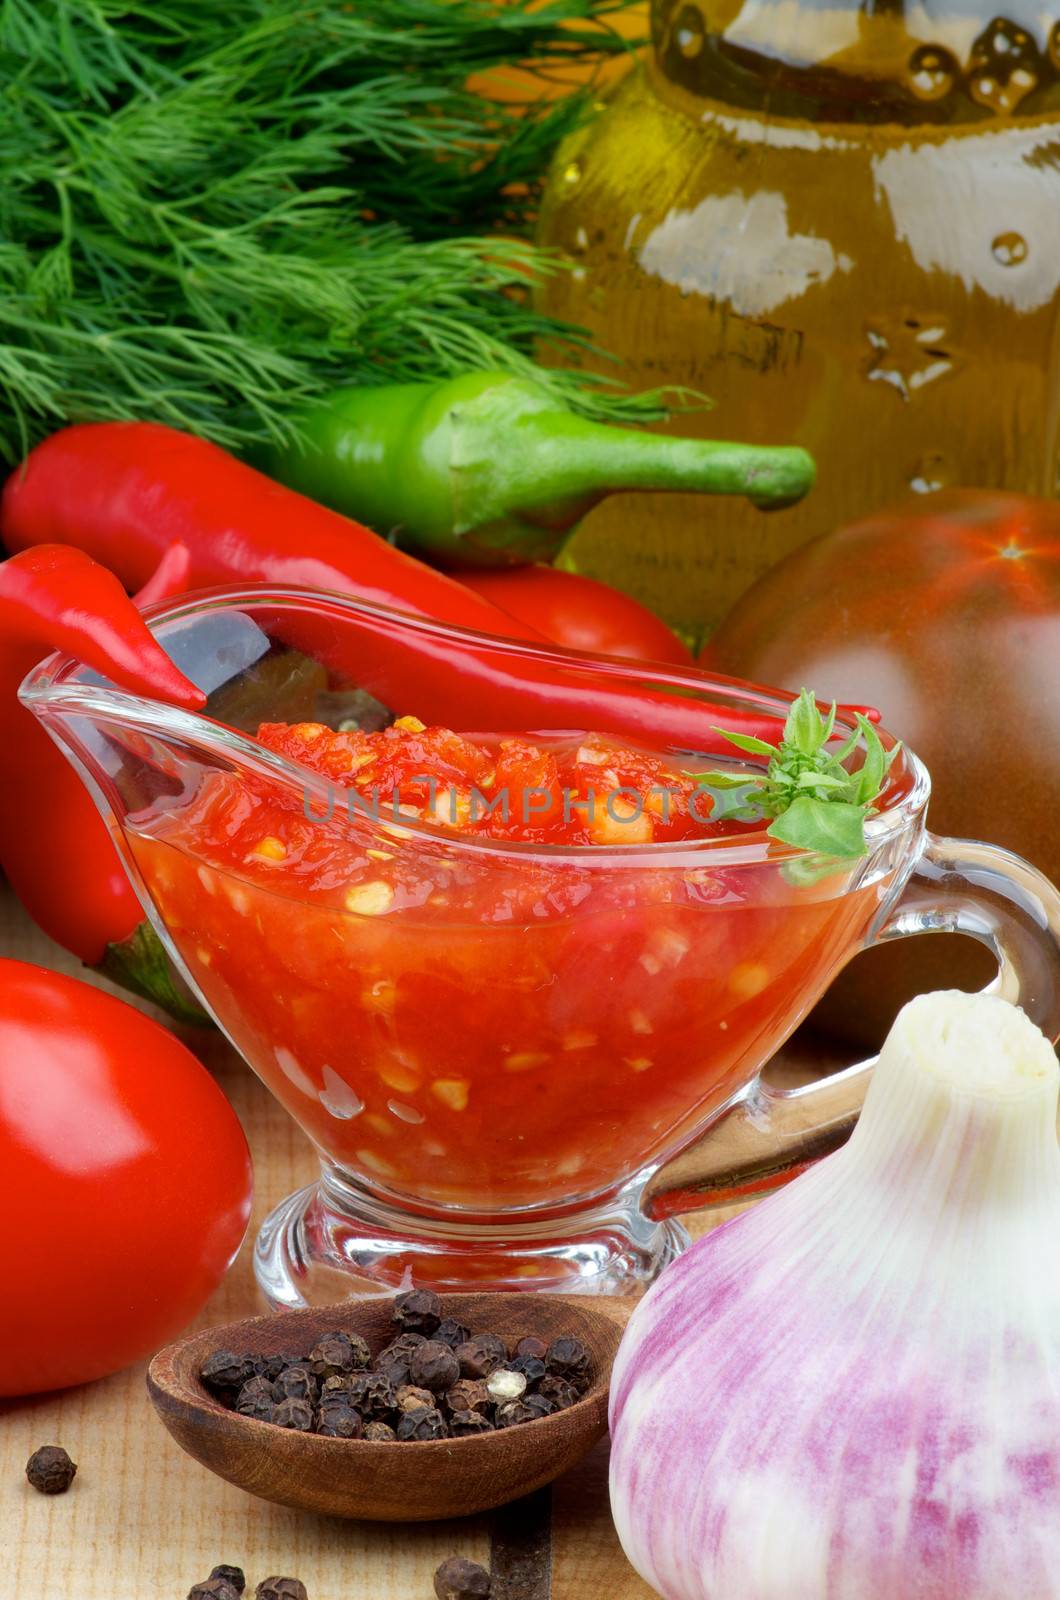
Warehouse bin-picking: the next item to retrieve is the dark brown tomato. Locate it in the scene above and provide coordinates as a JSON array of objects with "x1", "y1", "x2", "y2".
[{"x1": 704, "y1": 490, "x2": 1060, "y2": 1050}]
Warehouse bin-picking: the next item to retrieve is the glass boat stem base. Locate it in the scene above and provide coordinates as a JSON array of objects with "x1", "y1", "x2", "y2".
[{"x1": 253, "y1": 1168, "x2": 690, "y2": 1308}]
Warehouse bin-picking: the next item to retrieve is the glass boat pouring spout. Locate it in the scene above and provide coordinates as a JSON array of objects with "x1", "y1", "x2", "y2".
[{"x1": 21, "y1": 585, "x2": 1060, "y2": 1305}]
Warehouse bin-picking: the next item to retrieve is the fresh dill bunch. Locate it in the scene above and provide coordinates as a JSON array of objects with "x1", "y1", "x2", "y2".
[{"x1": 0, "y1": 0, "x2": 651, "y2": 463}]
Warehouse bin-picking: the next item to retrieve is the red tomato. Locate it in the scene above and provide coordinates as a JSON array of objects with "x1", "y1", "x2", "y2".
[
  {"x1": 462, "y1": 565, "x2": 692, "y2": 665},
  {"x1": 0, "y1": 960, "x2": 252, "y2": 1395},
  {"x1": 705, "y1": 489, "x2": 1060, "y2": 1047}
]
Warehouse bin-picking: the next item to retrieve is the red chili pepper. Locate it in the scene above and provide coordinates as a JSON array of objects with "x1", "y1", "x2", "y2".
[
  {"x1": 461, "y1": 564, "x2": 693, "y2": 665},
  {"x1": 1, "y1": 423, "x2": 874, "y2": 758},
  {"x1": 0, "y1": 546, "x2": 204, "y2": 990},
  {"x1": 1, "y1": 422, "x2": 539, "y2": 638}
]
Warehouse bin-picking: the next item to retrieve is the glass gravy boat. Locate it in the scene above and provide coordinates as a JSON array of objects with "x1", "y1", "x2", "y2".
[{"x1": 22, "y1": 586, "x2": 1060, "y2": 1305}]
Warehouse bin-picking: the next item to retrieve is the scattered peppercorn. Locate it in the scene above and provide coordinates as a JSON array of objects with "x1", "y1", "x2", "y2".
[
  {"x1": 395, "y1": 1406, "x2": 450, "y2": 1441},
  {"x1": 188, "y1": 1581, "x2": 240, "y2": 1600},
  {"x1": 363, "y1": 1421, "x2": 397, "y2": 1442},
  {"x1": 455, "y1": 1334, "x2": 507, "y2": 1380},
  {"x1": 536, "y1": 1375, "x2": 580, "y2": 1411},
  {"x1": 409, "y1": 1340, "x2": 460, "y2": 1394},
  {"x1": 545, "y1": 1336, "x2": 592, "y2": 1391},
  {"x1": 210, "y1": 1567, "x2": 247, "y2": 1594},
  {"x1": 445, "y1": 1379, "x2": 492, "y2": 1415},
  {"x1": 486, "y1": 1369, "x2": 527, "y2": 1405},
  {"x1": 434, "y1": 1317, "x2": 472, "y2": 1349},
  {"x1": 272, "y1": 1397, "x2": 315, "y2": 1432},
  {"x1": 393, "y1": 1287, "x2": 442, "y2": 1334},
  {"x1": 255, "y1": 1579, "x2": 308, "y2": 1600},
  {"x1": 25, "y1": 1446, "x2": 77, "y2": 1495},
  {"x1": 434, "y1": 1555, "x2": 492, "y2": 1599}
]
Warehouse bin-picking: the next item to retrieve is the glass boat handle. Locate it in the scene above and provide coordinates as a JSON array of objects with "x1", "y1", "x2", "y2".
[{"x1": 644, "y1": 834, "x2": 1060, "y2": 1220}]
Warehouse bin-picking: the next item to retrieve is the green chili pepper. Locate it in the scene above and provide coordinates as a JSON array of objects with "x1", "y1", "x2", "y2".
[{"x1": 267, "y1": 371, "x2": 816, "y2": 567}]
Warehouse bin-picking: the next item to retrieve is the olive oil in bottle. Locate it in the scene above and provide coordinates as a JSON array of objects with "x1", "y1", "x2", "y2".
[{"x1": 537, "y1": 0, "x2": 1060, "y2": 637}]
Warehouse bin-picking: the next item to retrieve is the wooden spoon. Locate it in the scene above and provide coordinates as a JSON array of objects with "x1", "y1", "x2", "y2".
[{"x1": 147, "y1": 1293, "x2": 634, "y2": 1521}]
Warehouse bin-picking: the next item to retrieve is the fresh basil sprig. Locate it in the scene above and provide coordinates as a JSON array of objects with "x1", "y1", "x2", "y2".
[{"x1": 695, "y1": 689, "x2": 900, "y2": 858}]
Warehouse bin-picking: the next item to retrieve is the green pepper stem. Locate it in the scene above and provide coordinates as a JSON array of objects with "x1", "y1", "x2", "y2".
[{"x1": 510, "y1": 412, "x2": 815, "y2": 515}]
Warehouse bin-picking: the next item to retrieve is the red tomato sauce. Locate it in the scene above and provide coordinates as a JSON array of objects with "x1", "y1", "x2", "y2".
[{"x1": 129, "y1": 719, "x2": 879, "y2": 1213}]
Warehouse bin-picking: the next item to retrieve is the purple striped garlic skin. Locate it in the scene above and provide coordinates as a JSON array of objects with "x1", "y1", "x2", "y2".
[{"x1": 609, "y1": 992, "x2": 1060, "y2": 1600}]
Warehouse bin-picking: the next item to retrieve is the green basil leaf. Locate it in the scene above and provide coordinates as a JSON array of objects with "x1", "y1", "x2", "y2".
[
  {"x1": 711, "y1": 729, "x2": 778, "y2": 757},
  {"x1": 794, "y1": 770, "x2": 850, "y2": 791},
  {"x1": 784, "y1": 689, "x2": 826, "y2": 757},
  {"x1": 696, "y1": 781, "x2": 766, "y2": 822},
  {"x1": 767, "y1": 797, "x2": 869, "y2": 858},
  {"x1": 695, "y1": 769, "x2": 759, "y2": 790}
]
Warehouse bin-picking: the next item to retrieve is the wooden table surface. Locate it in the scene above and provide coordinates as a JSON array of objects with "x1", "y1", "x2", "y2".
[{"x1": 0, "y1": 890, "x2": 785, "y2": 1600}]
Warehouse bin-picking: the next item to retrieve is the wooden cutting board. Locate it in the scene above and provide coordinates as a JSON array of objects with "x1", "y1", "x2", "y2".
[{"x1": 0, "y1": 888, "x2": 822, "y2": 1600}]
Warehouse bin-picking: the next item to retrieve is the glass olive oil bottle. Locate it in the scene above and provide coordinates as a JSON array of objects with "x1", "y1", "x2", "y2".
[{"x1": 537, "y1": 0, "x2": 1060, "y2": 637}]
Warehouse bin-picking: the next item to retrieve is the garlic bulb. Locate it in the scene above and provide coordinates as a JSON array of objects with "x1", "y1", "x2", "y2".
[{"x1": 610, "y1": 991, "x2": 1060, "y2": 1600}]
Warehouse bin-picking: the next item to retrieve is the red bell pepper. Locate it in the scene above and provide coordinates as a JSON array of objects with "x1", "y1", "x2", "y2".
[
  {"x1": 461, "y1": 564, "x2": 693, "y2": 665},
  {"x1": 0, "y1": 545, "x2": 206, "y2": 1013}
]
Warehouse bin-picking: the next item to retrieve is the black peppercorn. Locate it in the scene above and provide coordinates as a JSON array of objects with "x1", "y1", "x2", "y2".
[
  {"x1": 374, "y1": 1331, "x2": 427, "y2": 1388},
  {"x1": 307, "y1": 1331, "x2": 366, "y2": 1380},
  {"x1": 200, "y1": 1350, "x2": 257, "y2": 1396},
  {"x1": 393, "y1": 1287, "x2": 442, "y2": 1334},
  {"x1": 395, "y1": 1383, "x2": 436, "y2": 1414},
  {"x1": 455, "y1": 1333, "x2": 507, "y2": 1379},
  {"x1": 188, "y1": 1582, "x2": 240, "y2": 1600},
  {"x1": 485, "y1": 1368, "x2": 527, "y2": 1405},
  {"x1": 319, "y1": 1373, "x2": 354, "y2": 1397},
  {"x1": 377, "y1": 1331, "x2": 427, "y2": 1362},
  {"x1": 508, "y1": 1354, "x2": 547, "y2": 1387},
  {"x1": 255, "y1": 1350, "x2": 307, "y2": 1382},
  {"x1": 273, "y1": 1364, "x2": 318, "y2": 1402},
  {"x1": 272, "y1": 1396, "x2": 315, "y2": 1431},
  {"x1": 520, "y1": 1394, "x2": 555, "y2": 1419},
  {"x1": 255, "y1": 1579, "x2": 308, "y2": 1600},
  {"x1": 545, "y1": 1335, "x2": 592, "y2": 1390},
  {"x1": 434, "y1": 1555, "x2": 491, "y2": 1599},
  {"x1": 536, "y1": 1375, "x2": 580, "y2": 1411},
  {"x1": 409, "y1": 1340, "x2": 460, "y2": 1394},
  {"x1": 395, "y1": 1406, "x2": 450, "y2": 1441},
  {"x1": 235, "y1": 1375, "x2": 276, "y2": 1411},
  {"x1": 346, "y1": 1370, "x2": 397, "y2": 1421},
  {"x1": 363, "y1": 1421, "x2": 397, "y2": 1442},
  {"x1": 434, "y1": 1317, "x2": 471, "y2": 1349},
  {"x1": 315, "y1": 1401, "x2": 363, "y2": 1439},
  {"x1": 25, "y1": 1445, "x2": 77, "y2": 1495},
  {"x1": 494, "y1": 1399, "x2": 539, "y2": 1428},
  {"x1": 444, "y1": 1378, "x2": 492, "y2": 1415},
  {"x1": 236, "y1": 1395, "x2": 277, "y2": 1424},
  {"x1": 513, "y1": 1335, "x2": 548, "y2": 1361},
  {"x1": 210, "y1": 1567, "x2": 246, "y2": 1595},
  {"x1": 449, "y1": 1410, "x2": 495, "y2": 1437}
]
